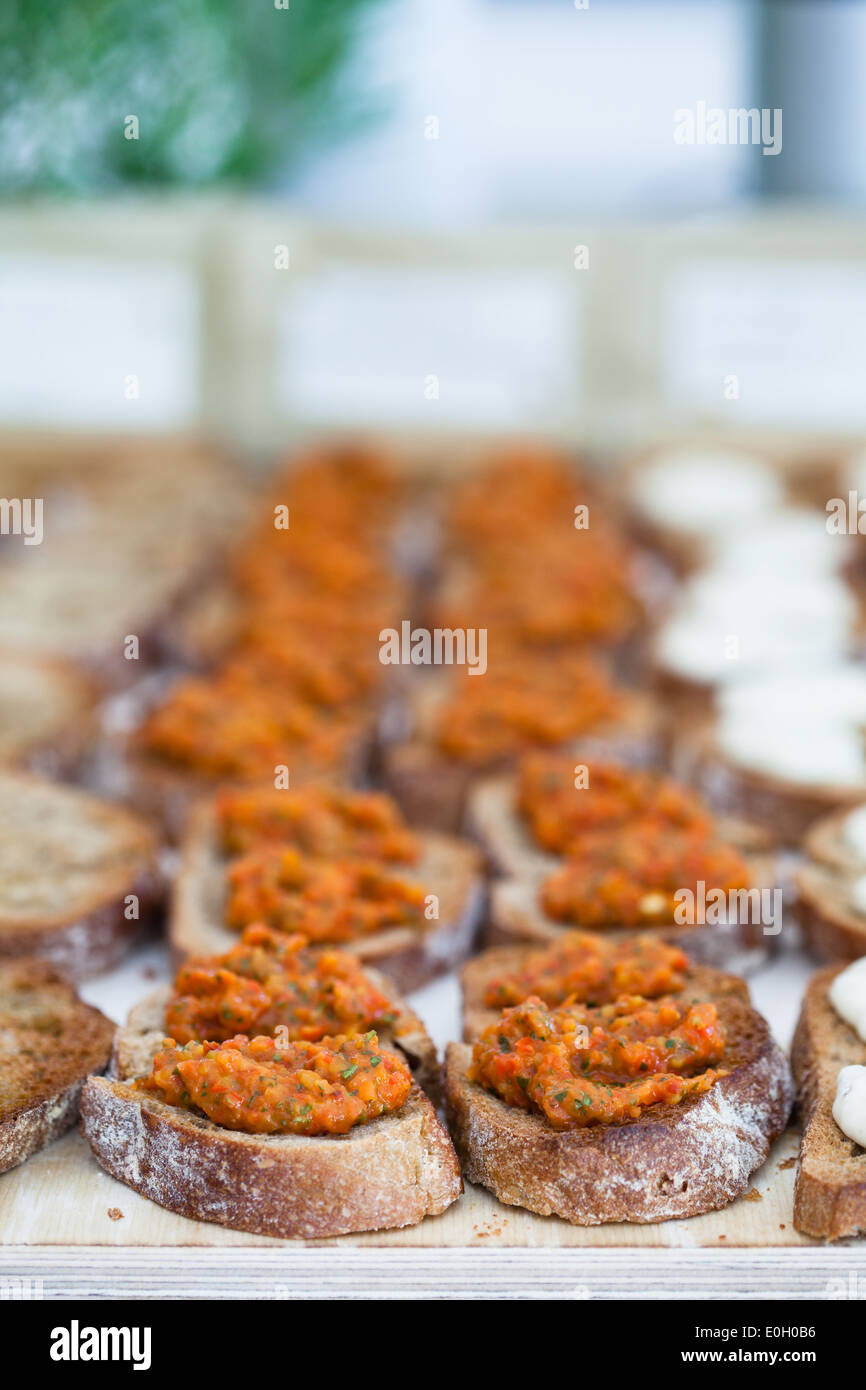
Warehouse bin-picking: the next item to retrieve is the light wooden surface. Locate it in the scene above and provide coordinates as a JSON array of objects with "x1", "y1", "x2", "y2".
[{"x1": 0, "y1": 1124, "x2": 809, "y2": 1250}]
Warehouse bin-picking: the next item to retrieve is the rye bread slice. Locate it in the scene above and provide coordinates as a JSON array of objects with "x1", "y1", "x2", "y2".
[
  {"x1": 466, "y1": 772, "x2": 774, "y2": 880},
  {"x1": 802, "y1": 806, "x2": 866, "y2": 873},
  {"x1": 794, "y1": 863, "x2": 866, "y2": 964},
  {"x1": 81, "y1": 1074, "x2": 461, "y2": 1239},
  {"x1": 382, "y1": 683, "x2": 662, "y2": 835},
  {"x1": 0, "y1": 773, "x2": 160, "y2": 980},
  {"x1": 170, "y1": 802, "x2": 485, "y2": 995},
  {"x1": 460, "y1": 944, "x2": 751, "y2": 1042},
  {"x1": 112, "y1": 980, "x2": 441, "y2": 1100},
  {"x1": 675, "y1": 720, "x2": 866, "y2": 846},
  {"x1": 484, "y1": 860, "x2": 777, "y2": 978},
  {"x1": 0, "y1": 959, "x2": 114, "y2": 1174},
  {"x1": 0, "y1": 653, "x2": 96, "y2": 777},
  {"x1": 791, "y1": 965, "x2": 866, "y2": 1239},
  {"x1": 444, "y1": 992, "x2": 793, "y2": 1225}
]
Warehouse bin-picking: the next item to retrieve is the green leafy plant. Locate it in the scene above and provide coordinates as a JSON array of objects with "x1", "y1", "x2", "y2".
[{"x1": 0, "y1": 0, "x2": 386, "y2": 191}]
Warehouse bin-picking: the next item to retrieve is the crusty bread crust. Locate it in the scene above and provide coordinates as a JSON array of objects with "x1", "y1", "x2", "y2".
[
  {"x1": 484, "y1": 866, "x2": 774, "y2": 978},
  {"x1": 0, "y1": 773, "x2": 161, "y2": 980},
  {"x1": 791, "y1": 965, "x2": 866, "y2": 1240},
  {"x1": 794, "y1": 865, "x2": 866, "y2": 963},
  {"x1": 81, "y1": 1076, "x2": 461, "y2": 1239},
  {"x1": 444, "y1": 993, "x2": 792, "y2": 1225},
  {"x1": 460, "y1": 945, "x2": 751, "y2": 1042},
  {"x1": 169, "y1": 802, "x2": 485, "y2": 995},
  {"x1": 0, "y1": 959, "x2": 114, "y2": 1174},
  {"x1": 112, "y1": 982, "x2": 441, "y2": 1100}
]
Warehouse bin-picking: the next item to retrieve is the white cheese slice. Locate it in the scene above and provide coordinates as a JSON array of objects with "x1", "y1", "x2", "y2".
[
  {"x1": 829, "y1": 956, "x2": 866, "y2": 1042},
  {"x1": 832, "y1": 1065, "x2": 866, "y2": 1148}
]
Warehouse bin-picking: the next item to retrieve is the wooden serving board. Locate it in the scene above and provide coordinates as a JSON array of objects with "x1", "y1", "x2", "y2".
[{"x1": 2, "y1": 943, "x2": 864, "y2": 1298}]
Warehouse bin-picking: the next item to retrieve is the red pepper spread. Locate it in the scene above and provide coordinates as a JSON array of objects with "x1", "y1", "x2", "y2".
[
  {"x1": 225, "y1": 846, "x2": 427, "y2": 942},
  {"x1": 215, "y1": 786, "x2": 419, "y2": 863},
  {"x1": 435, "y1": 654, "x2": 622, "y2": 763},
  {"x1": 140, "y1": 1029, "x2": 412, "y2": 1135},
  {"x1": 483, "y1": 932, "x2": 691, "y2": 1011},
  {"x1": 470, "y1": 994, "x2": 726, "y2": 1127},
  {"x1": 165, "y1": 924, "x2": 402, "y2": 1045},
  {"x1": 541, "y1": 822, "x2": 751, "y2": 928},
  {"x1": 517, "y1": 755, "x2": 711, "y2": 854}
]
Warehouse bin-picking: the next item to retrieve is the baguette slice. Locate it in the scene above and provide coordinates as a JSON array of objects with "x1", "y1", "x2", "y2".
[
  {"x1": 466, "y1": 772, "x2": 774, "y2": 880},
  {"x1": 485, "y1": 862, "x2": 776, "y2": 978},
  {"x1": 794, "y1": 864, "x2": 866, "y2": 963},
  {"x1": 112, "y1": 980, "x2": 440, "y2": 1100},
  {"x1": 170, "y1": 802, "x2": 485, "y2": 995},
  {"x1": 0, "y1": 653, "x2": 96, "y2": 777},
  {"x1": 444, "y1": 992, "x2": 792, "y2": 1225},
  {"x1": 460, "y1": 944, "x2": 750, "y2": 1042},
  {"x1": 791, "y1": 965, "x2": 866, "y2": 1239},
  {"x1": 382, "y1": 683, "x2": 661, "y2": 834},
  {"x1": 0, "y1": 959, "x2": 114, "y2": 1174},
  {"x1": 0, "y1": 773, "x2": 160, "y2": 980},
  {"x1": 81, "y1": 1074, "x2": 461, "y2": 1239}
]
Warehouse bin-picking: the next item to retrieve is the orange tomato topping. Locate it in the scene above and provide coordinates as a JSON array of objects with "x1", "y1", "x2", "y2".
[
  {"x1": 517, "y1": 755, "x2": 711, "y2": 854},
  {"x1": 140, "y1": 1030, "x2": 412, "y2": 1135},
  {"x1": 138, "y1": 671, "x2": 362, "y2": 780},
  {"x1": 214, "y1": 786, "x2": 419, "y2": 863},
  {"x1": 483, "y1": 932, "x2": 690, "y2": 1011},
  {"x1": 225, "y1": 846, "x2": 427, "y2": 942},
  {"x1": 470, "y1": 994, "x2": 726, "y2": 1127},
  {"x1": 165, "y1": 924, "x2": 403, "y2": 1045},
  {"x1": 435, "y1": 654, "x2": 622, "y2": 763},
  {"x1": 541, "y1": 823, "x2": 752, "y2": 928}
]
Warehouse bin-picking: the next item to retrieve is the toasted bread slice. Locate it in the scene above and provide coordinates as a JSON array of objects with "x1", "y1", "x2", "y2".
[
  {"x1": 485, "y1": 861, "x2": 776, "y2": 977},
  {"x1": 466, "y1": 772, "x2": 775, "y2": 879},
  {"x1": 170, "y1": 802, "x2": 484, "y2": 995},
  {"x1": 676, "y1": 720, "x2": 866, "y2": 846},
  {"x1": 81, "y1": 1074, "x2": 461, "y2": 1239},
  {"x1": 382, "y1": 683, "x2": 661, "y2": 834},
  {"x1": 0, "y1": 959, "x2": 114, "y2": 1174},
  {"x1": 803, "y1": 805, "x2": 866, "y2": 873},
  {"x1": 791, "y1": 965, "x2": 866, "y2": 1239},
  {"x1": 0, "y1": 653, "x2": 96, "y2": 776},
  {"x1": 444, "y1": 992, "x2": 792, "y2": 1225},
  {"x1": 460, "y1": 944, "x2": 751, "y2": 1041},
  {"x1": 794, "y1": 864, "x2": 866, "y2": 963},
  {"x1": 0, "y1": 773, "x2": 160, "y2": 979},
  {"x1": 112, "y1": 980, "x2": 440, "y2": 1099}
]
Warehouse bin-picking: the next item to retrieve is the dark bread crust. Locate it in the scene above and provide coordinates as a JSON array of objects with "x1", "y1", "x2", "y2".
[
  {"x1": 170, "y1": 802, "x2": 485, "y2": 995},
  {"x1": 791, "y1": 966, "x2": 866, "y2": 1240},
  {"x1": 794, "y1": 865, "x2": 866, "y2": 963},
  {"x1": 0, "y1": 959, "x2": 114, "y2": 1174},
  {"x1": 444, "y1": 993, "x2": 793, "y2": 1225},
  {"x1": 81, "y1": 1077, "x2": 461, "y2": 1239},
  {"x1": 460, "y1": 945, "x2": 751, "y2": 1042}
]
